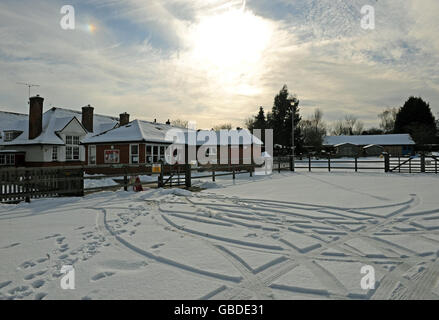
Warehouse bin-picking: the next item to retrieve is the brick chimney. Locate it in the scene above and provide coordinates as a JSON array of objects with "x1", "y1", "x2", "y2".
[
  {"x1": 82, "y1": 105, "x2": 94, "y2": 133},
  {"x1": 29, "y1": 95, "x2": 44, "y2": 139},
  {"x1": 119, "y1": 112, "x2": 130, "y2": 126}
]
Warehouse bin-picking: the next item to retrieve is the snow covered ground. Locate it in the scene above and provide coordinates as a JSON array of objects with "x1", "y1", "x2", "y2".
[{"x1": 1, "y1": 171, "x2": 439, "y2": 300}]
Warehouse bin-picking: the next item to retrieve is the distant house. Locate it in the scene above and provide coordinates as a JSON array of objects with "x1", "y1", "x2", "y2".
[
  {"x1": 323, "y1": 134, "x2": 416, "y2": 157},
  {"x1": 333, "y1": 143, "x2": 360, "y2": 157},
  {"x1": 363, "y1": 144, "x2": 384, "y2": 157},
  {"x1": 0, "y1": 96, "x2": 119, "y2": 167}
]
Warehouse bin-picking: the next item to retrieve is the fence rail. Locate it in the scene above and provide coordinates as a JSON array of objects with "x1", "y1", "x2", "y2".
[
  {"x1": 1, "y1": 155, "x2": 437, "y2": 203},
  {"x1": 0, "y1": 163, "x2": 257, "y2": 203},
  {"x1": 273, "y1": 155, "x2": 385, "y2": 173}
]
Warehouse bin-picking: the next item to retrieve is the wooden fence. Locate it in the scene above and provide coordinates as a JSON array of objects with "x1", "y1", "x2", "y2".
[
  {"x1": 273, "y1": 155, "x2": 384, "y2": 172},
  {"x1": 388, "y1": 155, "x2": 439, "y2": 173},
  {"x1": 1, "y1": 155, "x2": 437, "y2": 203},
  {"x1": 0, "y1": 164, "x2": 256, "y2": 203},
  {"x1": 0, "y1": 167, "x2": 84, "y2": 203}
]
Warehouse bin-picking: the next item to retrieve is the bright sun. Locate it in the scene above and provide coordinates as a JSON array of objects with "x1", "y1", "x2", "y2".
[{"x1": 188, "y1": 2, "x2": 273, "y2": 94}]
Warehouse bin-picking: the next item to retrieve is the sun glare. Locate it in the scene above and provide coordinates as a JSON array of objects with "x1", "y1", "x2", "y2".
[
  {"x1": 87, "y1": 24, "x2": 96, "y2": 33},
  {"x1": 187, "y1": 3, "x2": 273, "y2": 95}
]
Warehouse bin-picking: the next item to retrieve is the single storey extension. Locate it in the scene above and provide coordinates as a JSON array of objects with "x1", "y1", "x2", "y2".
[{"x1": 323, "y1": 134, "x2": 416, "y2": 157}]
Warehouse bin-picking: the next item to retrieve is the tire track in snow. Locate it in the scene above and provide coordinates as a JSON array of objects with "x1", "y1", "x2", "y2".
[{"x1": 96, "y1": 208, "x2": 243, "y2": 284}]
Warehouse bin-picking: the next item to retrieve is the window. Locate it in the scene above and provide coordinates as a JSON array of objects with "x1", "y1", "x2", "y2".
[
  {"x1": 205, "y1": 147, "x2": 217, "y2": 157},
  {"x1": 159, "y1": 146, "x2": 165, "y2": 161},
  {"x1": 52, "y1": 146, "x2": 58, "y2": 161},
  {"x1": 66, "y1": 135, "x2": 80, "y2": 161},
  {"x1": 3, "y1": 131, "x2": 21, "y2": 142},
  {"x1": 146, "y1": 145, "x2": 152, "y2": 164},
  {"x1": 153, "y1": 146, "x2": 159, "y2": 163},
  {"x1": 145, "y1": 144, "x2": 167, "y2": 163},
  {"x1": 0, "y1": 154, "x2": 15, "y2": 166},
  {"x1": 131, "y1": 144, "x2": 139, "y2": 164},
  {"x1": 89, "y1": 145, "x2": 96, "y2": 165}
]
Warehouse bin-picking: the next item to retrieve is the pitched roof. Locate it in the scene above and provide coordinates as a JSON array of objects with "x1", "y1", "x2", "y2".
[
  {"x1": 324, "y1": 134, "x2": 415, "y2": 146},
  {"x1": 0, "y1": 107, "x2": 119, "y2": 145},
  {"x1": 83, "y1": 120, "x2": 263, "y2": 146},
  {"x1": 184, "y1": 130, "x2": 263, "y2": 145},
  {"x1": 83, "y1": 119, "x2": 176, "y2": 144},
  {"x1": 0, "y1": 111, "x2": 28, "y2": 133}
]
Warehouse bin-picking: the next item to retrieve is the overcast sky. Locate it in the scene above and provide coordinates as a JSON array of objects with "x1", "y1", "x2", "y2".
[{"x1": 0, "y1": 0, "x2": 438, "y2": 129}]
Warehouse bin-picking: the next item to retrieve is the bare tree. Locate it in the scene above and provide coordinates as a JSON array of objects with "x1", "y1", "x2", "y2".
[
  {"x1": 300, "y1": 108, "x2": 327, "y2": 149},
  {"x1": 378, "y1": 107, "x2": 398, "y2": 133},
  {"x1": 331, "y1": 115, "x2": 363, "y2": 135},
  {"x1": 213, "y1": 123, "x2": 233, "y2": 131},
  {"x1": 171, "y1": 119, "x2": 188, "y2": 128}
]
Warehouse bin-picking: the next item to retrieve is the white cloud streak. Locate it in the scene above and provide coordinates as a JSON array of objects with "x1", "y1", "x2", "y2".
[{"x1": 0, "y1": 0, "x2": 438, "y2": 129}]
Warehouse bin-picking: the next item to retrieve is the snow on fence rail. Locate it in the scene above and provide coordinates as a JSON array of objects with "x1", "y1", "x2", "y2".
[
  {"x1": 1, "y1": 155, "x2": 437, "y2": 203},
  {"x1": 274, "y1": 154, "x2": 439, "y2": 174},
  {"x1": 273, "y1": 155, "x2": 385, "y2": 173},
  {"x1": 0, "y1": 164, "x2": 258, "y2": 203}
]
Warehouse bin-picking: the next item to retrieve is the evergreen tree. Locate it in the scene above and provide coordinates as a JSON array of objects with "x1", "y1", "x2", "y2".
[
  {"x1": 268, "y1": 85, "x2": 303, "y2": 153},
  {"x1": 253, "y1": 107, "x2": 267, "y2": 130},
  {"x1": 394, "y1": 97, "x2": 436, "y2": 144}
]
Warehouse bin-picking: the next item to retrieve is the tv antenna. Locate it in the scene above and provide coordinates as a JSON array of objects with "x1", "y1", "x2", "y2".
[{"x1": 17, "y1": 82, "x2": 40, "y2": 99}]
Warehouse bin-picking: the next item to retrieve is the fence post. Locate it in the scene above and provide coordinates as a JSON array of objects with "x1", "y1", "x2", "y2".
[
  {"x1": 355, "y1": 157, "x2": 358, "y2": 172},
  {"x1": 398, "y1": 156, "x2": 401, "y2": 173},
  {"x1": 308, "y1": 154, "x2": 311, "y2": 172},
  {"x1": 124, "y1": 168, "x2": 128, "y2": 191},
  {"x1": 249, "y1": 167, "x2": 253, "y2": 177},
  {"x1": 436, "y1": 158, "x2": 438, "y2": 174},
  {"x1": 212, "y1": 169, "x2": 216, "y2": 182},
  {"x1": 25, "y1": 170, "x2": 30, "y2": 203},
  {"x1": 185, "y1": 164, "x2": 192, "y2": 188},
  {"x1": 328, "y1": 154, "x2": 331, "y2": 172},
  {"x1": 158, "y1": 167, "x2": 164, "y2": 188},
  {"x1": 278, "y1": 160, "x2": 281, "y2": 173},
  {"x1": 383, "y1": 152, "x2": 390, "y2": 173},
  {"x1": 79, "y1": 168, "x2": 85, "y2": 197},
  {"x1": 290, "y1": 155, "x2": 294, "y2": 172},
  {"x1": 420, "y1": 153, "x2": 426, "y2": 173},
  {"x1": 409, "y1": 157, "x2": 412, "y2": 173},
  {"x1": 233, "y1": 166, "x2": 236, "y2": 180}
]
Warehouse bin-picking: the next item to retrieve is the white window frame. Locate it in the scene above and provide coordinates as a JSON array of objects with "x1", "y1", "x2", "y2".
[
  {"x1": 89, "y1": 145, "x2": 96, "y2": 165},
  {"x1": 130, "y1": 144, "x2": 140, "y2": 164},
  {"x1": 52, "y1": 146, "x2": 58, "y2": 161},
  {"x1": 0, "y1": 154, "x2": 15, "y2": 166},
  {"x1": 4, "y1": 132, "x2": 15, "y2": 142},
  {"x1": 145, "y1": 144, "x2": 168, "y2": 164},
  {"x1": 65, "y1": 135, "x2": 80, "y2": 161}
]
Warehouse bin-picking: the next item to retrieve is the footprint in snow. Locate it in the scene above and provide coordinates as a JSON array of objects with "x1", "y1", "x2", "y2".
[
  {"x1": 34, "y1": 292, "x2": 47, "y2": 300},
  {"x1": 20, "y1": 261, "x2": 36, "y2": 269},
  {"x1": 56, "y1": 237, "x2": 66, "y2": 244},
  {"x1": 91, "y1": 272, "x2": 115, "y2": 282},
  {"x1": 31, "y1": 279, "x2": 45, "y2": 289},
  {"x1": 2, "y1": 243, "x2": 21, "y2": 249},
  {"x1": 0, "y1": 281, "x2": 12, "y2": 290}
]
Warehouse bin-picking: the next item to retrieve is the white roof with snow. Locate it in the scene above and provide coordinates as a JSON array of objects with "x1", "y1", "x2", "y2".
[
  {"x1": 83, "y1": 119, "x2": 176, "y2": 144},
  {"x1": 184, "y1": 130, "x2": 263, "y2": 146},
  {"x1": 0, "y1": 107, "x2": 119, "y2": 145},
  {"x1": 324, "y1": 134, "x2": 415, "y2": 146},
  {"x1": 83, "y1": 121, "x2": 263, "y2": 146}
]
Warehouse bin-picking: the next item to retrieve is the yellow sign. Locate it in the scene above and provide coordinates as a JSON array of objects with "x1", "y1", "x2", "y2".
[{"x1": 152, "y1": 164, "x2": 162, "y2": 173}]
